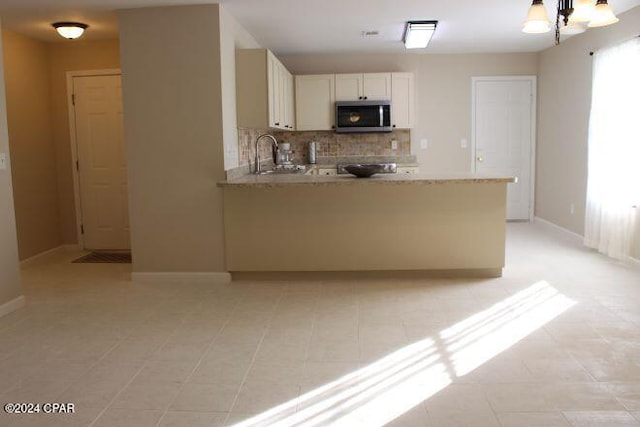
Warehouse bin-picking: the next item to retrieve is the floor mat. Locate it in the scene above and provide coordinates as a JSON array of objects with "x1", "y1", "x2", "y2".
[{"x1": 73, "y1": 252, "x2": 132, "y2": 264}]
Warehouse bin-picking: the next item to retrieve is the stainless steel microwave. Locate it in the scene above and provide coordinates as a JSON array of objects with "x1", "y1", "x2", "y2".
[{"x1": 335, "y1": 100, "x2": 392, "y2": 133}]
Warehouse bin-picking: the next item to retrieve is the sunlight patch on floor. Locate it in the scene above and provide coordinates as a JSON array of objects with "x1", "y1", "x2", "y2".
[
  {"x1": 442, "y1": 281, "x2": 576, "y2": 376},
  {"x1": 232, "y1": 281, "x2": 575, "y2": 427}
]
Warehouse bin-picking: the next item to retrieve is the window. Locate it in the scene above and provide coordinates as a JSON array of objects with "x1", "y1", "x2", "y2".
[{"x1": 584, "y1": 37, "x2": 640, "y2": 260}]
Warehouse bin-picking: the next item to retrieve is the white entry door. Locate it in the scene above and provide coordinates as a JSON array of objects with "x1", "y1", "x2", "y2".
[
  {"x1": 73, "y1": 74, "x2": 130, "y2": 250},
  {"x1": 473, "y1": 77, "x2": 535, "y2": 221}
]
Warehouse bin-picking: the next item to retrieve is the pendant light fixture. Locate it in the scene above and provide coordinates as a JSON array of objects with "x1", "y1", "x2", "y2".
[
  {"x1": 570, "y1": 0, "x2": 595, "y2": 22},
  {"x1": 52, "y1": 22, "x2": 88, "y2": 40},
  {"x1": 522, "y1": 0, "x2": 618, "y2": 44},
  {"x1": 588, "y1": 0, "x2": 620, "y2": 27},
  {"x1": 523, "y1": 0, "x2": 552, "y2": 34}
]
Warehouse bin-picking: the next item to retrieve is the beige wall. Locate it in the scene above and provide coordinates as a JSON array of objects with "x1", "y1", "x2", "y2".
[
  {"x1": 281, "y1": 53, "x2": 538, "y2": 173},
  {"x1": 119, "y1": 4, "x2": 228, "y2": 272},
  {"x1": 223, "y1": 182, "x2": 508, "y2": 274},
  {"x1": 1, "y1": 30, "x2": 60, "y2": 260},
  {"x1": 219, "y1": 5, "x2": 260, "y2": 170},
  {"x1": 0, "y1": 21, "x2": 23, "y2": 311},
  {"x1": 48, "y1": 39, "x2": 120, "y2": 245},
  {"x1": 537, "y1": 5, "x2": 640, "y2": 257}
]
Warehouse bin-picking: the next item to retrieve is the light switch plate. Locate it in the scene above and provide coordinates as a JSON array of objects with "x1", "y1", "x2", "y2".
[
  {"x1": 0, "y1": 153, "x2": 6, "y2": 170},
  {"x1": 391, "y1": 140, "x2": 398, "y2": 150},
  {"x1": 420, "y1": 139, "x2": 428, "y2": 149},
  {"x1": 461, "y1": 138, "x2": 468, "y2": 148}
]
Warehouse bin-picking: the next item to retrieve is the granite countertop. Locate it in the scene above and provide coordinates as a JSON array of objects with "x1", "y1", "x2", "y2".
[{"x1": 218, "y1": 170, "x2": 516, "y2": 188}]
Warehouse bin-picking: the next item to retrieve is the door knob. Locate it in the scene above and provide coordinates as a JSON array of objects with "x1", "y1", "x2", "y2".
[{"x1": 477, "y1": 156, "x2": 484, "y2": 162}]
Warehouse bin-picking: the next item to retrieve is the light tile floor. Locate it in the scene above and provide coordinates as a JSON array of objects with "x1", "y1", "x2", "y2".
[{"x1": 1, "y1": 223, "x2": 640, "y2": 426}]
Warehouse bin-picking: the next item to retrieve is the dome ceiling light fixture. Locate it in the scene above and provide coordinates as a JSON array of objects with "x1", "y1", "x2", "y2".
[
  {"x1": 52, "y1": 22, "x2": 88, "y2": 40},
  {"x1": 522, "y1": 0, "x2": 618, "y2": 45}
]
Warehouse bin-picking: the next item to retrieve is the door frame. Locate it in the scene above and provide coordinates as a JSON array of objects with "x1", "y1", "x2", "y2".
[
  {"x1": 471, "y1": 75, "x2": 537, "y2": 222},
  {"x1": 66, "y1": 69, "x2": 122, "y2": 249}
]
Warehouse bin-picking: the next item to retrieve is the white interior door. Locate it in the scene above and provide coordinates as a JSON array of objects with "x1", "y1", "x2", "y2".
[
  {"x1": 473, "y1": 77, "x2": 535, "y2": 221},
  {"x1": 73, "y1": 74, "x2": 129, "y2": 250}
]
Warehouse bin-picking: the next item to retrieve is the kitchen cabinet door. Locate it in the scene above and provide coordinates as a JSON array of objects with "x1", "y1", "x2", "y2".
[
  {"x1": 335, "y1": 74, "x2": 363, "y2": 101},
  {"x1": 335, "y1": 73, "x2": 391, "y2": 101},
  {"x1": 391, "y1": 72, "x2": 414, "y2": 129},
  {"x1": 295, "y1": 75, "x2": 335, "y2": 131},
  {"x1": 363, "y1": 73, "x2": 391, "y2": 100},
  {"x1": 268, "y1": 51, "x2": 283, "y2": 129},
  {"x1": 285, "y1": 71, "x2": 295, "y2": 130},
  {"x1": 236, "y1": 49, "x2": 293, "y2": 131}
]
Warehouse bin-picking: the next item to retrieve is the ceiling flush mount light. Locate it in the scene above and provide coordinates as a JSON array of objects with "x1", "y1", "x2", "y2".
[
  {"x1": 52, "y1": 22, "x2": 88, "y2": 39},
  {"x1": 403, "y1": 21, "x2": 438, "y2": 49},
  {"x1": 522, "y1": 0, "x2": 618, "y2": 44}
]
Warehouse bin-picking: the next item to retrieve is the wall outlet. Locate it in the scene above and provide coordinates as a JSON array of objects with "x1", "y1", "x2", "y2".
[
  {"x1": 570, "y1": 203, "x2": 575, "y2": 215},
  {"x1": 391, "y1": 140, "x2": 398, "y2": 150},
  {"x1": 0, "y1": 152, "x2": 6, "y2": 170},
  {"x1": 420, "y1": 139, "x2": 428, "y2": 149},
  {"x1": 461, "y1": 138, "x2": 468, "y2": 149}
]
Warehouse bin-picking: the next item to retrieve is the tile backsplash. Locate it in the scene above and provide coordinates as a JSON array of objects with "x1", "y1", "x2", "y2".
[
  {"x1": 237, "y1": 129, "x2": 411, "y2": 167},
  {"x1": 238, "y1": 128, "x2": 273, "y2": 170}
]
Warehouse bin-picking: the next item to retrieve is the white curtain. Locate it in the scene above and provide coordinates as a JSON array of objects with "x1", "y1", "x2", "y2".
[{"x1": 585, "y1": 37, "x2": 640, "y2": 261}]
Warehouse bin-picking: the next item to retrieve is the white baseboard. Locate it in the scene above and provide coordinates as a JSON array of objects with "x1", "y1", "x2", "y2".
[
  {"x1": 628, "y1": 257, "x2": 640, "y2": 268},
  {"x1": 0, "y1": 295, "x2": 25, "y2": 318},
  {"x1": 534, "y1": 217, "x2": 640, "y2": 269},
  {"x1": 534, "y1": 216, "x2": 584, "y2": 245},
  {"x1": 20, "y1": 244, "x2": 80, "y2": 268},
  {"x1": 131, "y1": 272, "x2": 232, "y2": 284}
]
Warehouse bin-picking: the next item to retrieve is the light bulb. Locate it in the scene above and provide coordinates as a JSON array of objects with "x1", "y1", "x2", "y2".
[
  {"x1": 588, "y1": 0, "x2": 619, "y2": 27},
  {"x1": 570, "y1": 0, "x2": 595, "y2": 22},
  {"x1": 523, "y1": 0, "x2": 552, "y2": 34}
]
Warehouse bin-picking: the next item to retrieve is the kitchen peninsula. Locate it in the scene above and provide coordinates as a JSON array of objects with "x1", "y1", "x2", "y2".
[{"x1": 219, "y1": 172, "x2": 514, "y2": 277}]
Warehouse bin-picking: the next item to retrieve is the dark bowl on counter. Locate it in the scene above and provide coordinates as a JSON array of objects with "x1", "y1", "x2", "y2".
[{"x1": 343, "y1": 164, "x2": 385, "y2": 178}]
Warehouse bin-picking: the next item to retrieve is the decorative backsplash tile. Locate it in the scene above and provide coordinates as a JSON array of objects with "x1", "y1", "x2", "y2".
[
  {"x1": 237, "y1": 129, "x2": 411, "y2": 167},
  {"x1": 237, "y1": 128, "x2": 274, "y2": 170}
]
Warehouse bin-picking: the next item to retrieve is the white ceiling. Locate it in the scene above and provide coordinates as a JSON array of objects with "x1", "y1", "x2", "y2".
[{"x1": 0, "y1": 0, "x2": 639, "y2": 54}]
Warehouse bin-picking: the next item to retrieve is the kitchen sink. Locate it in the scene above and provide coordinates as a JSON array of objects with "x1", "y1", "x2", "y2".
[{"x1": 257, "y1": 165, "x2": 307, "y2": 175}]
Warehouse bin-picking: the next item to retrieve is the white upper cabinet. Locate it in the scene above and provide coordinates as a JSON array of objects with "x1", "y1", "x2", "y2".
[
  {"x1": 335, "y1": 73, "x2": 391, "y2": 101},
  {"x1": 236, "y1": 49, "x2": 294, "y2": 131},
  {"x1": 240, "y1": 57, "x2": 413, "y2": 131},
  {"x1": 295, "y1": 75, "x2": 335, "y2": 131},
  {"x1": 335, "y1": 74, "x2": 363, "y2": 101},
  {"x1": 267, "y1": 52, "x2": 281, "y2": 128},
  {"x1": 284, "y1": 70, "x2": 295, "y2": 131},
  {"x1": 391, "y1": 72, "x2": 415, "y2": 129},
  {"x1": 363, "y1": 73, "x2": 392, "y2": 100}
]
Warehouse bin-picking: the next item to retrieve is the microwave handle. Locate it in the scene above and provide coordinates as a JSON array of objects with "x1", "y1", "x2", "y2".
[{"x1": 379, "y1": 106, "x2": 383, "y2": 127}]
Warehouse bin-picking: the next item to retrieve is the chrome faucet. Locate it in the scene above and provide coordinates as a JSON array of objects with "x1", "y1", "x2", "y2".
[{"x1": 254, "y1": 134, "x2": 278, "y2": 174}]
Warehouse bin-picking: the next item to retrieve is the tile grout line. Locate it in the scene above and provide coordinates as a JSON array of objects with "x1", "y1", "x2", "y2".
[
  {"x1": 53, "y1": 300, "x2": 172, "y2": 405},
  {"x1": 222, "y1": 286, "x2": 287, "y2": 426},
  {"x1": 2, "y1": 303, "x2": 138, "y2": 404},
  {"x1": 154, "y1": 289, "x2": 247, "y2": 427},
  {"x1": 86, "y1": 295, "x2": 201, "y2": 427},
  {"x1": 297, "y1": 285, "x2": 322, "y2": 411}
]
